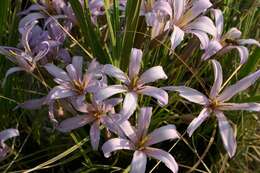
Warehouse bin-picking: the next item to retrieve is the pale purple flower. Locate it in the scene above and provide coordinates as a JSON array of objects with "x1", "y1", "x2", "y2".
[
  {"x1": 0, "y1": 129, "x2": 19, "y2": 159},
  {"x1": 45, "y1": 56, "x2": 99, "y2": 101},
  {"x1": 202, "y1": 9, "x2": 260, "y2": 63},
  {"x1": 163, "y1": 60, "x2": 260, "y2": 157},
  {"x1": 95, "y1": 48, "x2": 168, "y2": 120},
  {"x1": 0, "y1": 21, "x2": 50, "y2": 85},
  {"x1": 102, "y1": 107, "x2": 179, "y2": 173},
  {"x1": 57, "y1": 98, "x2": 122, "y2": 150},
  {"x1": 146, "y1": 0, "x2": 216, "y2": 50}
]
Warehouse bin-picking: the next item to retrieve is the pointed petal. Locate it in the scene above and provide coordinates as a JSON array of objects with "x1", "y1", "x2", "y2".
[
  {"x1": 190, "y1": 0, "x2": 212, "y2": 19},
  {"x1": 131, "y1": 151, "x2": 147, "y2": 173},
  {"x1": 145, "y1": 125, "x2": 179, "y2": 146},
  {"x1": 66, "y1": 64, "x2": 78, "y2": 80},
  {"x1": 90, "y1": 121, "x2": 101, "y2": 150},
  {"x1": 44, "y1": 63, "x2": 70, "y2": 81},
  {"x1": 153, "y1": 1, "x2": 173, "y2": 18},
  {"x1": 224, "y1": 28, "x2": 241, "y2": 40},
  {"x1": 215, "y1": 111, "x2": 237, "y2": 158},
  {"x1": 218, "y1": 103, "x2": 260, "y2": 112},
  {"x1": 173, "y1": 0, "x2": 185, "y2": 21},
  {"x1": 228, "y1": 46, "x2": 249, "y2": 64},
  {"x1": 211, "y1": 9, "x2": 224, "y2": 37},
  {"x1": 72, "y1": 56, "x2": 83, "y2": 79},
  {"x1": 119, "y1": 120, "x2": 138, "y2": 143},
  {"x1": 144, "y1": 147, "x2": 178, "y2": 173},
  {"x1": 94, "y1": 85, "x2": 127, "y2": 101},
  {"x1": 21, "y1": 20, "x2": 38, "y2": 53},
  {"x1": 189, "y1": 30, "x2": 209, "y2": 49},
  {"x1": 210, "y1": 60, "x2": 223, "y2": 98},
  {"x1": 129, "y1": 48, "x2": 143, "y2": 80},
  {"x1": 138, "y1": 66, "x2": 167, "y2": 85},
  {"x1": 57, "y1": 115, "x2": 95, "y2": 133},
  {"x1": 218, "y1": 70, "x2": 260, "y2": 102},
  {"x1": 187, "y1": 108, "x2": 211, "y2": 137},
  {"x1": 102, "y1": 138, "x2": 135, "y2": 158},
  {"x1": 237, "y1": 39, "x2": 260, "y2": 47},
  {"x1": 101, "y1": 115, "x2": 126, "y2": 137},
  {"x1": 163, "y1": 86, "x2": 209, "y2": 105},
  {"x1": 103, "y1": 64, "x2": 129, "y2": 84},
  {"x1": 48, "y1": 86, "x2": 76, "y2": 100},
  {"x1": 170, "y1": 25, "x2": 184, "y2": 50},
  {"x1": 103, "y1": 98, "x2": 123, "y2": 108},
  {"x1": 0, "y1": 129, "x2": 19, "y2": 143},
  {"x1": 138, "y1": 86, "x2": 168, "y2": 106},
  {"x1": 201, "y1": 40, "x2": 222, "y2": 60},
  {"x1": 137, "y1": 107, "x2": 152, "y2": 140},
  {"x1": 17, "y1": 97, "x2": 46, "y2": 110},
  {"x1": 18, "y1": 12, "x2": 45, "y2": 33},
  {"x1": 187, "y1": 16, "x2": 217, "y2": 37},
  {"x1": 120, "y1": 92, "x2": 138, "y2": 120},
  {"x1": 2, "y1": 67, "x2": 24, "y2": 86}
]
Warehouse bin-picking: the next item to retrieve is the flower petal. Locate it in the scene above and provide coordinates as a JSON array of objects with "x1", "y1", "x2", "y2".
[
  {"x1": 218, "y1": 103, "x2": 260, "y2": 112},
  {"x1": 66, "y1": 64, "x2": 78, "y2": 80},
  {"x1": 153, "y1": 1, "x2": 173, "y2": 18},
  {"x1": 103, "y1": 98, "x2": 123, "y2": 108},
  {"x1": 215, "y1": 111, "x2": 237, "y2": 158},
  {"x1": 44, "y1": 63, "x2": 70, "y2": 81},
  {"x1": 145, "y1": 125, "x2": 179, "y2": 146},
  {"x1": 170, "y1": 25, "x2": 184, "y2": 50},
  {"x1": 2, "y1": 67, "x2": 24, "y2": 86},
  {"x1": 227, "y1": 46, "x2": 249, "y2": 64},
  {"x1": 57, "y1": 115, "x2": 95, "y2": 133},
  {"x1": 0, "y1": 129, "x2": 19, "y2": 143},
  {"x1": 211, "y1": 9, "x2": 224, "y2": 37},
  {"x1": 201, "y1": 40, "x2": 222, "y2": 60},
  {"x1": 186, "y1": 16, "x2": 217, "y2": 37},
  {"x1": 119, "y1": 120, "x2": 138, "y2": 143},
  {"x1": 102, "y1": 138, "x2": 134, "y2": 158},
  {"x1": 187, "y1": 108, "x2": 211, "y2": 137},
  {"x1": 131, "y1": 151, "x2": 147, "y2": 173},
  {"x1": 47, "y1": 86, "x2": 76, "y2": 100},
  {"x1": 173, "y1": 0, "x2": 185, "y2": 21},
  {"x1": 223, "y1": 28, "x2": 241, "y2": 40},
  {"x1": 144, "y1": 147, "x2": 178, "y2": 173},
  {"x1": 94, "y1": 85, "x2": 127, "y2": 101},
  {"x1": 218, "y1": 70, "x2": 260, "y2": 102},
  {"x1": 72, "y1": 56, "x2": 83, "y2": 79},
  {"x1": 138, "y1": 86, "x2": 168, "y2": 106},
  {"x1": 103, "y1": 64, "x2": 129, "y2": 84},
  {"x1": 129, "y1": 48, "x2": 143, "y2": 80},
  {"x1": 17, "y1": 97, "x2": 46, "y2": 110},
  {"x1": 90, "y1": 121, "x2": 101, "y2": 150},
  {"x1": 237, "y1": 39, "x2": 260, "y2": 47},
  {"x1": 163, "y1": 86, "x2": 209, "y2": 105},
  {"x1": 138, "y1": 66, "x2": 167, "y2": 85},
  {"x1": 120, "y1": 92, "x2": 138, "y2": 120},
  {"x1": 189, "y1": 30, "x2": 209, "y2": 49},
  {"x1": 210, "y1": 60, "x2": 223, "y2": 98},
  {"x1": 137, "y1": 107, "x2": 152, "y2": 140}
]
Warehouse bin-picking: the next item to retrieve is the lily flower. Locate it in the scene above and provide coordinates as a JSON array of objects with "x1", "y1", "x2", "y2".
[
  {"x1": 147, "y1": 0, "x2": 216, "y2": 50},
  {"x1": 0, "y1": 21, "x2": 50, "y2": 85},
  {"x1": 202, "y1": 9, "x2": 260, "y2": 63},
  {"x1": 95, "y1": 48, "x2": 168, "y2": 120},
  {"x1": 45, "y1": 56, "x2": 99, "y2": 101},
  {"x1": 163, "y1": 60, "x2": 260, "y2": 157},
  {"x1": 57, "y1": 98, "x2": 122, "y2": 150},
  {"x1": 0, "y1": 129, "x2": 19, "y2": 159},
  {"x1": 102, "y1": 107, "x2": 179, "y2": 173}
]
